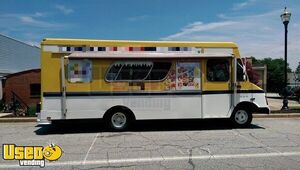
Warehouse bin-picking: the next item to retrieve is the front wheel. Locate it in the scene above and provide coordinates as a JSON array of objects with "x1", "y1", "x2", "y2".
[
  {"x1": 105, "y1": 110, "x2": 132, "y2": 131},
  {"x1": 230, "y1": 108, "x2": 252, "y2": 128}
]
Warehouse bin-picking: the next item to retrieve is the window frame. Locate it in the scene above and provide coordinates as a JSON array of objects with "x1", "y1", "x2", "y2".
[
  {"x1": 105, "y1": 60, "x2": 172, "y2": 82},
  {"x1": 237, "y1": 58, "x2": 246, "y2": 81},
  {"x1": 206, "y1": 59, "x2": 230, "y2": 82}
]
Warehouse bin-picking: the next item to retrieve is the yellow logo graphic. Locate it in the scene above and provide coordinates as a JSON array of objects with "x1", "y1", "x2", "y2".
[
  {"x1": 2, "y1": 143, "x2": 63, "y2": 168},
  {"x1": 43, "y1": 144, "x2": 62, "y2": 161}
]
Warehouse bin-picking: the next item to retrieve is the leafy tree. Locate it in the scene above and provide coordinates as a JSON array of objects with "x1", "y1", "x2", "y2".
[
  {"x1": 251, "y1": 57, "x2": 291, "y2": 92},
  {"x1": 296, "y1": 62, "x2": 300, "y2": 75}
]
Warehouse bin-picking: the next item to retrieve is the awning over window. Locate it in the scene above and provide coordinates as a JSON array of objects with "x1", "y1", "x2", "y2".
[{"x1": 66, "y1": 51, "x2": 233, "y2": 59}]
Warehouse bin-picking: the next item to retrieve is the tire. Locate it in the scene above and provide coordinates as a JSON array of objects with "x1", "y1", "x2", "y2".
[
  {"x1": 105, "y1": 109, "x2": 132, "y2": 131},
  {"x1": 230, "y1": 108, "x2": 252, "y2": 128}
]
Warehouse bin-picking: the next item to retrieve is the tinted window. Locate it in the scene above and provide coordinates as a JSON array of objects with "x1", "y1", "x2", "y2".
[
  {"x1": 207, "y1": 59, "x2": 229, "y2": 81},
  {"x1": 106, "y1": 61, "x2": 171, "y2": 81},
  {"x1": 145, "y1": 62, "x2": 171, "y2": 80},
  {"x1": 106, "y1": 64, "x2": 122, "y2": 81},
  {"x1": 116, "y1": 63, "x2": 152, "y2": 80}
]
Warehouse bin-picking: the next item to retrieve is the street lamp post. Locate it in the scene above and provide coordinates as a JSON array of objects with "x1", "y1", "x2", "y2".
[{"x1": 280, "y1": 7, "x2": 291, "y2": 110}]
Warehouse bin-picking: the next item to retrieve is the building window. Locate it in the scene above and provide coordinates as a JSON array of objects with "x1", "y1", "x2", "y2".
[
  {"x1": 106, "y1": 61, "x2": 171, "y2": 82},
  {"x1": 68, "y1": 59, "x2": 92, "y2": 83},
  {"x1": 30, "y1": 84, "x2": 40, "y2": 96},
  {"x1": 207, "y1": 59, "x2": 229, "y2": 81}
]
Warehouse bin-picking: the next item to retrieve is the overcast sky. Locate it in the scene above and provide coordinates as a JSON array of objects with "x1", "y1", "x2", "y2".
[{"x1": 0, "y1": 0, "x2": 299, "y2": 70}]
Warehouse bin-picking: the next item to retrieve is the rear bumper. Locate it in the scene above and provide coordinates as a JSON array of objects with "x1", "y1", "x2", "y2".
[
  {"x1": 255, "y1": 107, "x2": 271, "y2": 114},
  {"x1": 36, "y1": 112, "x2": 51, "y2": 125}
]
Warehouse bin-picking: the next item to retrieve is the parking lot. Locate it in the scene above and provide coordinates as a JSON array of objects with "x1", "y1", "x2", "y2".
[{"x1": 1, "y1": 118, "x2": 300, "y2": 169}]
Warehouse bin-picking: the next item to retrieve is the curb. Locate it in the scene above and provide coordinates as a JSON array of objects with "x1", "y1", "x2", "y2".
[
  {"x1": 0, "y1": 117, "x2": 36, "y2": 123},
  {"x1": 253, "y1": 113, "x2": 300, "y2": 118}
]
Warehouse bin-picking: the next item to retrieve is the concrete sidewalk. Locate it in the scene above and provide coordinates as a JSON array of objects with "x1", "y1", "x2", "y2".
[
  {"x1": 0, "y1": 117, "x2": 36, "y2": 122},
  {"x1": 0, "y1": 113, "x2": 13, "y2": 118},
  {"x1": 267, "y1": 97, "x2": 300, "y2": 111}
]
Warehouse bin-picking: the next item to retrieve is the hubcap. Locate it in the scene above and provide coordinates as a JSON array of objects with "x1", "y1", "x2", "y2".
[
  {"x1": 111, "y1": 112, "x2": 127, "y2": 128},
  {"x1": 234, "y1": 110, "x2": 248, "y2": 124}
]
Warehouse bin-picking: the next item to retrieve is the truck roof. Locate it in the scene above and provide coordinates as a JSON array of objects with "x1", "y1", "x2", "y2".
[{"x1": 41, "y1": 38, "x2": 238, "y2": 48}]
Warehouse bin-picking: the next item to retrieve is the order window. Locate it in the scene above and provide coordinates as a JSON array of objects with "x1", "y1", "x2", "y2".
[{"x1": 106, "y1": 61, "x2": 171, "y2": 81}]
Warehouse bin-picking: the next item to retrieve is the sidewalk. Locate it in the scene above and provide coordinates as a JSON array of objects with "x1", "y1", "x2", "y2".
[
  {"x1": 0, "y1": 113, "x2": 13, "y2": 118},
  {"x1": 266, "y1": 93, "x2": 281, "y2": 98},
  {"x1": 0, "y1": 117, "x2": 36, "y2": 122},
  {"x1": 267, "y1": 98, "x2": 300, "y2": 111}
]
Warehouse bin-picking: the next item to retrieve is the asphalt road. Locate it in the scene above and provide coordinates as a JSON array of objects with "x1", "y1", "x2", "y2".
[{"x1": 1, "y1": 118, "x2": 300, "y2": 169}]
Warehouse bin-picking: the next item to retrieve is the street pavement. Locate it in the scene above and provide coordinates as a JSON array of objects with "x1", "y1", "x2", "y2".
[{"x1": 1, "y1": 118, "x2": 300, "y2": 169}]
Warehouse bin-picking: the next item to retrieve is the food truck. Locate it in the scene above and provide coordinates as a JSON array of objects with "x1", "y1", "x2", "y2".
[{"x1": 37, "y1": 38, "x2": 269, "y2": 130}]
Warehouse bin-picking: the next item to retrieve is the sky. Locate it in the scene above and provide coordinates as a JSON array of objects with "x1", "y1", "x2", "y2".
[{"x1": 0, "y1": 0, "x2": 299, "y2": 70}]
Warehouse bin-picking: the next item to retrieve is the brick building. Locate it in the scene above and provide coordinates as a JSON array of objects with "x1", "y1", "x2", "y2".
[
  {"x1": 0, "y1": 34, "x2": 40, "y2": 115},
  {"x1": 2, "y1": 69, "x2": 41, "y2": 111}
]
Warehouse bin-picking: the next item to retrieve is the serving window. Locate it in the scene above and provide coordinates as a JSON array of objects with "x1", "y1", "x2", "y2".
[{"x1": 105, "y1": 61, "x2": 171, "y2": 82}]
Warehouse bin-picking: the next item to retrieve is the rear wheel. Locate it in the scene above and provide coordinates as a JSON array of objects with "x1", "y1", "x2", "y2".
[
  {"x1": 231, "y1": 108, "x2": 252, "y2": 128},
  {"x1": 105, "y1": 110, "x2": 132, "y2": 131}
]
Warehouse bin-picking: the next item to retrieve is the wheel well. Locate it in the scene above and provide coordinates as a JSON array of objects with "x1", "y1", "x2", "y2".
[
  {"x1": 103, "y1": 105, "x2": 136, "y2": 120},
  {"x1": 234, "y1": 102, "x2": 258, "y2": 113}
]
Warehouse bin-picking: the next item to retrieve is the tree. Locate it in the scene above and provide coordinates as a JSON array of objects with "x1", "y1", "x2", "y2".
[
  {"x1": 296, "y1": 62, "x2": 300, "y2": 74},
  {"x1": 251, "y1": 57, "x2": 292, "y2": 93}
]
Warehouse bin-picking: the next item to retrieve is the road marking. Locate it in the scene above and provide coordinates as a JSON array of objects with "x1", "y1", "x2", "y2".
[
  {"x1": 1, "y1": 151, "x2": 300, "y2": 168},
  {"x1": 82, "y1": 133, "x2": 99, "y2": 165}
]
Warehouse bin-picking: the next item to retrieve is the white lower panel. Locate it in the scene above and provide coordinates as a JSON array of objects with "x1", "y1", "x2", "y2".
[
  {"x1": 42, "y1": 95, "x2": 202, "y2": 120},
  {"x1": 202, "y1": 94, "x2": 231, "y2": 118},
  {"x1": 41, "y1": 92, "x2": 268, "y2": 121}
]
